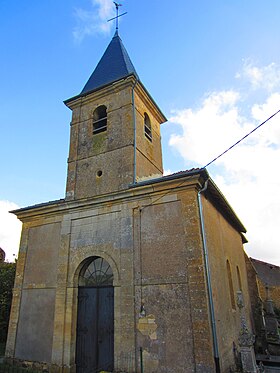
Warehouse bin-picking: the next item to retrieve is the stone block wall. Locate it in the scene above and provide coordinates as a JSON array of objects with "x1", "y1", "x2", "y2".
[
  {"x1": 256, "y1": 276, "x2": 280, "y2": 310},
  {"x1": 65, "y1": 78, "x2": 164, "y2": 200},
  {"x1": 7, "y1": 174, "x2": 249, "y2": 373},
  {"x1": 201, "y1": 194, "x2": 252, "y2": 372},
  {"x1": 6, "y1": 221, "x2": 62, "y2": 366}
]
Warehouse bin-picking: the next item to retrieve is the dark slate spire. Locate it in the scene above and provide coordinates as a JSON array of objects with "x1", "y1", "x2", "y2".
[{"x1": 81, "y1": 31, "x2": 139, "y2": 95}]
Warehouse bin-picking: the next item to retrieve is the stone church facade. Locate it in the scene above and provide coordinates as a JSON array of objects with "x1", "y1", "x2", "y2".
[{"x1": 6, "y1": 32, "x2": 254, "y2": 373}]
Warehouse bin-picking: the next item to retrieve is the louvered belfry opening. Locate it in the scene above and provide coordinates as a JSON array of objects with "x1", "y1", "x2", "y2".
[{"x1": 93, "y1": 106, "x2": 108, "y2": 134}]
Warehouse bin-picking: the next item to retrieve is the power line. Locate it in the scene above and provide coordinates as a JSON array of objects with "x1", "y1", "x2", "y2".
[
  {"x1": 203, "y1": 108, "x2": 280, "y2": 169},
  {"x1": 140, "y1": 108, "x2": 280, "y2": 210}
]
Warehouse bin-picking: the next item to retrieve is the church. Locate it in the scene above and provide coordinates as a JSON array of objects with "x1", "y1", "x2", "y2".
[{"x1": 6, "y1": 30, "x2": 257, "y2": 373}]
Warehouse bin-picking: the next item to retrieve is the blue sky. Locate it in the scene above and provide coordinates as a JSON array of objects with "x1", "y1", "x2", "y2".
[{"x1": 1, "y1": 0, "x2": 280, "y2": 264}]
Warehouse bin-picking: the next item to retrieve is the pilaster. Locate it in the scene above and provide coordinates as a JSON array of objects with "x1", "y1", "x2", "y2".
[
  {"x1": 51, "y1": 216, "x2": 72, "y2": 368},
  {"x1": 5, "y1": 226, "x2": 29, "y2": 358}
]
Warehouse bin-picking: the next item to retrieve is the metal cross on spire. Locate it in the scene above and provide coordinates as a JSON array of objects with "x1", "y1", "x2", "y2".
[{"x1": 107, "y1": 2, "x2": 127, "y2": 32}]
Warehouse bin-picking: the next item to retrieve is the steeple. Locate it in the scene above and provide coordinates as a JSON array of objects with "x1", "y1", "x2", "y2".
[
  {"x1": 81, "y1": 31, "x2": 139, "y2": 96},
  {"x1": 64, "y1": 33, "x2": 166, "y2": 201}
]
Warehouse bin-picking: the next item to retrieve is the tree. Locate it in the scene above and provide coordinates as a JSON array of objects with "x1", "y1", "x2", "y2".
[{"x1": 0, "y1": 262, "x2": 16, "y2": 343}]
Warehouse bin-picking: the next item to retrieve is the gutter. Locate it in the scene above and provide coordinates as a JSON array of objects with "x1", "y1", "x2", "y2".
[
  {"x1": 130, "y1": 168, "x2": 208, "y2": 188},
  {"x1": 132, "y1": 78, "x2": 138, "y2": 184},
  {"x1": 197, "y1": 179, "x2": 221, "y2": 373}
]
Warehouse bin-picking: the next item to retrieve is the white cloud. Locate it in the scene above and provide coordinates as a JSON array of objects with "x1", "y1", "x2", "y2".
[
  {"x1": 0, "y1": 201, "x2": 22, "y2": 262},
  {"x1": 169, "y1": 90, "x2": 252, "y2": 167},
  {"x1": 73, "y1": 0, "x2": 115, "y2": 42},
  {"x1": 236, "y1": 60, "x2": 280, "y2": 92},
  {"x1": 168, "y1": 80, "x2": 280, "y2": 266},
  {"x1": 163, "y1": 169, "x2": 172, "y2": 176},
  {"x1": 251, "y1": 93, "x2": 280, "y2": 142}
]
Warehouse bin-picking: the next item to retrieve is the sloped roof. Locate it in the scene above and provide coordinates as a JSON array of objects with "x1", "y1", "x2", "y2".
[
  {"x1": 11, "y1": 168, "x2": 246, "y2": 235},
  {"x1": 81, "y1": 31, "x2": 139, "y2": 95},
  {"x1": 251, "y1": 258, "x2": 280, "y2": 286},
  {"x1": 130, "y1": 168, "x2": 247, "y2": 234},
  {"x1": 64, "y1": 32, "x2": 166, "y2": 122}
]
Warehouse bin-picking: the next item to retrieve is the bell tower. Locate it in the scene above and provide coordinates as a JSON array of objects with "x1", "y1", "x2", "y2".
[{"x1": 64, "y1": 32, "x2": 166, "y2": 200}]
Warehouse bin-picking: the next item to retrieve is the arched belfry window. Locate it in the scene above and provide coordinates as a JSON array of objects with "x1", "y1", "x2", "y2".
[
  {"x1": 79, "y1": 257, "x2": 113, "y2": 287},
  {"x1": 144, "y1": 112, "x2": 152, "y2": 142},
  {"x1": 226, "y1": 260, "x2": 236, "y2": 310},
  {"x1": 93, "y1": 105, "x2": 107, "y2": 134}
]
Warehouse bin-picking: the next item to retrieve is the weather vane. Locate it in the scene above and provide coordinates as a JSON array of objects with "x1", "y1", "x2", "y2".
[{"x1": 107, "y1": 2, "x2": 127, "y2": 32}]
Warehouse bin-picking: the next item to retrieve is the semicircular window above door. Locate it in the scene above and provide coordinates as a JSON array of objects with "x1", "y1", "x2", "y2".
[{"x1": 79, "y1": 257, "x2": 113, "y2": 287}]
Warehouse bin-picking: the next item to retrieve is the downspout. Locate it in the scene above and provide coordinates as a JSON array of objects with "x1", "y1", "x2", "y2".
[
  {"x1": 197, "y1": 179, "x2": 221, "y2": 373},
  {"x1": 132, "y1": 78, "x2": 138, "y2": 184}
]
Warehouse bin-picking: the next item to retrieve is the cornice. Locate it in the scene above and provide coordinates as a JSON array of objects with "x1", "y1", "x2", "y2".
[
  {"x1": 64, "y1": 75, "x2": 136, "y2": 110},
  {"x1": 64, "y1": 75, "x2": 167, "y2": 125},
  {"x1": 11, "y1": 173, "x2": 202, "y2": 222}
]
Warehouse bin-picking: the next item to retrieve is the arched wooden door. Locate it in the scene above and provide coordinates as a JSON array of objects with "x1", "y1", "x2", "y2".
[{"x1": 76, "y1": 257, "x2": 114, "y2": 373}]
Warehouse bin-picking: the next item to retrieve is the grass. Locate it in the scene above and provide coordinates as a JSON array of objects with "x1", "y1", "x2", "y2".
[
  {"x1": 0, "y1": 343, "x2": 42, "y2": 372},
  {"x1": 0, "y1": 365, "x2": 41, "y2": 373}
]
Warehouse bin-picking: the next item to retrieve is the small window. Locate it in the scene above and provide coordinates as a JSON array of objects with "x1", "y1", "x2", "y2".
[
  {"x1": 236, "y1": 266, "x2": 242, "y2": 291},
  {"x1": 144, "y1": 113, "x2": 152, "y2": 142},
  {"x1": 93, "y1": 105, "x2": 107, "y2": 134},
  {"x1": 227, "y1": 260, "x2": 236, "y2": 310}
]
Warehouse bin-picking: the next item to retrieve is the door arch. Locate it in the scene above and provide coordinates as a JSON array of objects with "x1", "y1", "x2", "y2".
[{"x1": 76, "y1": 257, "x2": 114, "y2": 373}]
